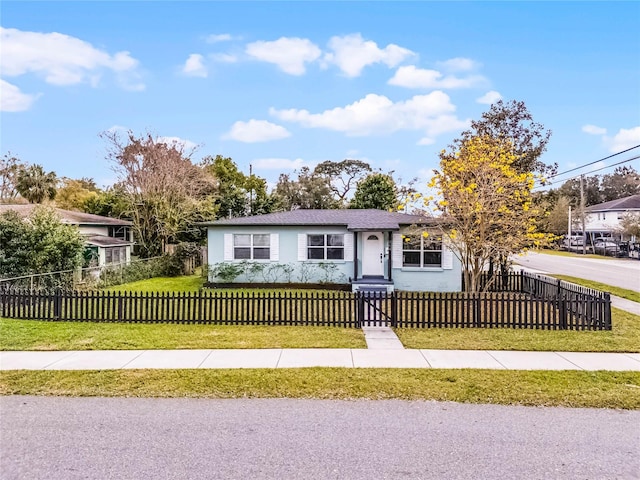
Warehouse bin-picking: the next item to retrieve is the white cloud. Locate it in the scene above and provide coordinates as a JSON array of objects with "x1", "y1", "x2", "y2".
[
  {"x1": 582, "y1": 124, "x2": 607, "y2": 135},
  {"x1": 322, "y1": 33, "x2": 414, "y2": 77},
  {"x1": 477, "y1": 90, "x2": 502, "y2": 104},
  {"x1": 388, "y1": 65, "x2": 485, "y2": 89},
  {"x1": 0, "y1": 27, "x2": 144, "y2": 90},
  {"x1": 210, "y1": 53, "x2": 238, "y2": 63},
  {"x1": 416, "y1": 115, "x2": 469, "y2": 146},
  {"x1": 245, "y1": 37, "x2": 321, "y2": 75},
  {"x1": 223, "y1": 119, "x2": 292, "y2": 143},
  {"x1": 270, "y1": 91, "x2": 465, "y2": 139},
  {"x1": 182, "y1": 54, "x2": 208, "y2": 77},
  {"x1": 106, "y1": 124, "x2": 128, "y2": 134},
  {"x1": 253, "y1": 158, "x2": 306, "y2": 170},
  {"x1": 157, "y1": 136, "x2": 199, "y2": 152},
  {"x1": 206, "y1": 33, "x2": 233, "y2": 43},
  {"x1": 417, "y1": 137, "x2": 436, "y2": 146},
  {"x1": 0, "y1": 79, "x2": 40, "y2": 112},
  {"x1": 607, "y1": 126, "x2": 640, "y2": 152},
  {"x1": 437, "y1": 57, "x2": 479, "y2": 72}
]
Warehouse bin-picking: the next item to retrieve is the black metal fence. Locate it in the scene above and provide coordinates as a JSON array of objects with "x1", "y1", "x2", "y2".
[{"x1": 0, "y1": 271, "x2": 611, "y2": 330}]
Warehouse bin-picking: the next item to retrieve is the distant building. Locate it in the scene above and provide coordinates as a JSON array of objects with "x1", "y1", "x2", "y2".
[
  {"x1": 0, "y1": 204, "x2": 134, "y2": 267},
  {"x1": 584, "y1": 194, "x2": 640, "y2": 241}
]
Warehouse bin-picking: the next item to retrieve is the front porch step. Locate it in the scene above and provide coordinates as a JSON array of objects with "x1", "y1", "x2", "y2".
[
  {"x1": 351, "y1": 279, "x2": 394, "y2": 293},
  {"x1": 362, "y1": 326, "x2": 404, "y2": 349}
]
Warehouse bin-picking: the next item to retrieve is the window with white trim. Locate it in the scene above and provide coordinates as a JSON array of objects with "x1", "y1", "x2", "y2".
[
  {"x1": 402, "y1": 234, "x2": 442, "y2": 267},
  {"x1": 234, "y1": 234, "x2": 270, "y2": 260},
  {"x1": 105, "y1": 247, "x2": 127, "y2": 265},
  {"x1": 307, "y1": 234, "x2": 344, "y2": 260}
]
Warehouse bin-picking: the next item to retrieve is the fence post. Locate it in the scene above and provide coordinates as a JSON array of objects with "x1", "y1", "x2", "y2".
[
  {"x1": 391, "y1": 292, "x2": 398, "y2": 328},
  {"x1": 356, "y1": 291, "x2": 363, "y2": 328},
  {"x1": 54, "y1": 289, "x2": 62, "y2": 319},
  {"x1": 557, "y1": 279, "x2": 567, "y2": 330},
  {"x1": 604, "y1": 293, "x2": 612, "y2": 330}
]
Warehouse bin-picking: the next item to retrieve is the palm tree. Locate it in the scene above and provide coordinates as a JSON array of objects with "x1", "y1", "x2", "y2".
[{"x1": 15, "y1": 164, "x2": 57, "y2": 203}]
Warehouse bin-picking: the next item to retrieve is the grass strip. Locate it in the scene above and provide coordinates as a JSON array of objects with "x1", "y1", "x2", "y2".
[
  {"x1": 396, "y1": 308, "x2": 640, "y2": 353},
  {"x1": 550, "y1": 275, "x2": 640, "y2": 303},
  {"x1": 104, "y1": 275, "x2": 204, "y2": 293},
  {"x1": 535, "y1": 249, "x2": 616, "y2": 260},
  {"x1": 1, "y1": 369, "x2": 638, "y2": 409},
  {"x1": 3, "y1": 308, "x2": 637, "y2": 353},
  {"x1": 0, "y1": 320, "x2": 366, "y2": 350}
]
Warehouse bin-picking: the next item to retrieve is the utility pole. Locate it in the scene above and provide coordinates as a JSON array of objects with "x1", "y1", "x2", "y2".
[
  {"x1": 249, "y1": 164, "x2": 254, "y2": 215},
  {"x1": 568, "y1": 205, "x2": 572, "y2": 248},
  {"x1": 580, "y1": 174, "x2": 587, "y2": 254}
]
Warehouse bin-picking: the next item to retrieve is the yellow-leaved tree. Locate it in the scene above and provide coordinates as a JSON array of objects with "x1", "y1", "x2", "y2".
[{"x1": 428, "y1": 135, "x2": 551, "y2": 292}]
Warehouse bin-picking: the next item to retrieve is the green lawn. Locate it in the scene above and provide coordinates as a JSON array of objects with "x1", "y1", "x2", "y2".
[
  {"x1": 0, "y1": 319, "x2": 366, "y2": 350},
  {"x1": 104, "y1": 274, "x2": 204, "y2": 293},
  {"x1": 396, "y1": 308, "x2": 639, "y2": 353},
  {"x1": 1, "y1": 369, "x2": 638, "y2": 409},
  {"x1": 534, "y1": 249, "x2": 614, "y2": 260}
]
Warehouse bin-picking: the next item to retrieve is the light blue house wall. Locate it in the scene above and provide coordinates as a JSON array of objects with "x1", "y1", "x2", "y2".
[
  {"x1": 207, "y1": 225, "x2": 353, "y2": 284},
  {"x1": 206, "y1": 225, "x2": 462, "y2": 292}
]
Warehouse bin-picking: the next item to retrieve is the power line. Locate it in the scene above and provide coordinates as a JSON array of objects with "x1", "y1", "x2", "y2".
[
  {"x1": 534, "y1": 155, "x2": 639, "y2": 190},
  {"x1": 547, "y1": 144, "x2": 640, "y2": 180}
]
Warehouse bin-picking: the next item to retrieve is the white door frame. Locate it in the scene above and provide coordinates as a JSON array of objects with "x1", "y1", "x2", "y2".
[{"x1": 361, "y1": 232, "x2": 384, "y2": 276}]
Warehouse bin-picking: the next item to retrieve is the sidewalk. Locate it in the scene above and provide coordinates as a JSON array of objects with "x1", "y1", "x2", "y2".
[{"x1": 2, "y1": 348, "x2": 639, "y2": 371}]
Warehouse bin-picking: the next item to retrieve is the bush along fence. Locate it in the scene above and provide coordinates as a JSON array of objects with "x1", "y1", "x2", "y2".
[{"x1": 0, "y1": 272, "x2": 611, "y2": 330}]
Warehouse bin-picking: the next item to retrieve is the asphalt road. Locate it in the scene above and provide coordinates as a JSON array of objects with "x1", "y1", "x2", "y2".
[
  {"x1": 514, "y1": 252, "x2": 640, "y2": 292},
  {"x1": 2, "y1": 396, "x2": 639, "y2": 479}
]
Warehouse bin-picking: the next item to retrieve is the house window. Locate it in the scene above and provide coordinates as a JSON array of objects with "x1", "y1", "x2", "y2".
[
  {"x1": 234, "y1": 234, "x2": 270, "y2": 260},
  {"x1": 307, "y1": 234, "x2": 344, "y2": 260},
  {"x1": 105, "y1": 247, "x2": 127, "y2": 265},
  {"x1": 402, "y1": 234, "x2": 442, "y2": 267}
]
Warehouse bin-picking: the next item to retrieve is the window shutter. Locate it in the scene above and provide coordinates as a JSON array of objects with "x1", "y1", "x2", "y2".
[
  {"x1": 297, "y1": 234, "x2": 307, "y2": 261},
  {"x1": 343, "y1": 233, "x2": 353, "y2": 261},
  {"x1": 442, "y1": 241, "x2": 453, "y2": 270},
  {"x1": 392, "y1": 233, "x2": 403, "y2": 267},
  {"x1": 270, "y1": 233, "x2": 279, "y2": 261},
  {"x1": 223, "y1": 233, "x2": 233, "y2": 261}
]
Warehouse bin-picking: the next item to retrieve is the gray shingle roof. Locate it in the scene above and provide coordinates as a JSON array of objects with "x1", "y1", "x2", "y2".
[
  {"x1": 585, "y1": 194, "x2": 640, "y2": 212},
  {"x1": 0, "y1": 204, "x2": 132, "y2": 226},
  {"x1": 85, "y1": 235, "x2": 134, "y2": 247},
  {"x1": 201, "y1": 209, "x2": 436, "y2": 231}
]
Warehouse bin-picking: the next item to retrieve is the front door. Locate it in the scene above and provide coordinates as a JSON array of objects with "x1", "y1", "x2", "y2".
[{"x1": 362, "y1": 232, "x2": 384, "y2": 276}]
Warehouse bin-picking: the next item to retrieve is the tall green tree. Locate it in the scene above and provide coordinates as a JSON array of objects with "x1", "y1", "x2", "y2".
[
  {"x1": 0, "y1": 206, "x2": 84, "y2": 282},
  {"x1": 455, "y1": 100, "x2": 554, "y2": 177},
  {"x1": 601, "y1": 166, "x2": 639, "y2": 201},
  {"x1": 55, "y1": 177, "x2": 100, "y2": 211},
  {"x1": 273, "y1": 167, "x2": 337, "y2": 210},
  {"x1": 350, "y1": 173, "x2": 398, "y2": 210},
  {"x1": 313, "y1": 159, "x2": 372, "y2": 205},
  {"x1": 15, "y1": 164, "x2": 57, "y2": 203},
  {"x1": 558, "y1": 175, "x2": 602, "y2": 207},
  {"x1": 201, "y1": 155, "x2": 273, "y2": 218}
]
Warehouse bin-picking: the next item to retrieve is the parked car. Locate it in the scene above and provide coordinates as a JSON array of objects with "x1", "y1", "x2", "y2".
[
  {"x1": 561, "y1": 235, "x2": 593, "y2": 253},
  {"x1": 593, "y1": 238, "x2": 622, "y2": 257}
]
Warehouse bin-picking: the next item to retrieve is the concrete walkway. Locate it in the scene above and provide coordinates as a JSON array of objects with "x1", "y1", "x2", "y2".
[{"x1": 2, "y1": 348, "x2": 639, "y2": 371}]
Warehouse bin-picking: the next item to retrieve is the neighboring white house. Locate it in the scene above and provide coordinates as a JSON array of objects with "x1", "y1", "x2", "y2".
[
  {"x1": 0, "y1": 204, "x2": 134, "y2": 267},
  {"x1": 202, "y1": 209, "x2": 462, "y2": 292},
  {"x1": 584, "y1": 194, "x2": 640, "y2": 241}
]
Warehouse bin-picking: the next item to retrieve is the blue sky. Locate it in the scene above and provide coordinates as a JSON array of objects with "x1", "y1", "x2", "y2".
[{"x1": 1, "y1": 1, "x2": 639, "y2": 191}]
